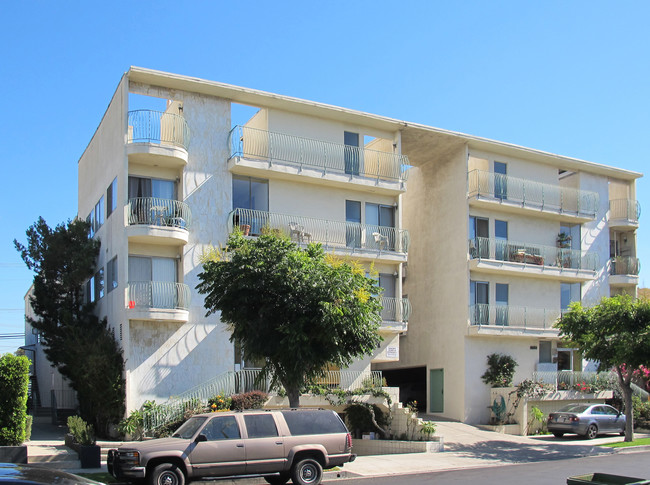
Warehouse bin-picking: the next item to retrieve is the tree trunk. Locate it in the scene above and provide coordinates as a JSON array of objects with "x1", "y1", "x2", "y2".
[
  {"x1": 617, "y1": 366, "x2": 634, "y2": 442},
  {"x1": 287, "y1": 387, "x2": 301, "y2": 408}
]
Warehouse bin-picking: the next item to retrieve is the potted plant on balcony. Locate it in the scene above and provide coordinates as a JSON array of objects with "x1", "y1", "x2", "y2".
[{"x1": 66, "y1": 416, "x2": 100, "y2": 468}]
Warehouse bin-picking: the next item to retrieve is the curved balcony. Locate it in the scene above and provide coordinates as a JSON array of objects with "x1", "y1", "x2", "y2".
[
  {"x1": 468, "y1": 170, "x2": 599, "y2": 222},
  {"x1": 229, "y1": 208, "x2": 409, "y2": 261},
  {"x1": 228, "y1": 125, "x2": 410, "y2": 194},
  {"x1": 609, "y1": 199, "x2": 640, "y2": 230},
  {"x1": 609, "y1": 256, "x2": 640, "y2": 287},
  {"x1": 469, "y1": 237, "x2": 598, "y2": 281},
  {"x1": 126, "y1": 198, "x2": 191, "y2": 245},
  {"x1": 127, "y1": 110, "x2": 190, "y2": 167},
  {"x1": 127, "y1": 281, "x2": 190, "y2": 322},
  {"x1": 469, "y1": 304, "x2": 560, "y2": 337},
  {"x1": 380, "y1": 297, "x2": 411, "y2": 333}
]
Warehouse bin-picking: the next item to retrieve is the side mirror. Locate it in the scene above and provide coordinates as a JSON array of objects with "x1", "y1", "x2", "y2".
[{"x1": 195, "y1": 434, "x2": 207, "y2": 443}]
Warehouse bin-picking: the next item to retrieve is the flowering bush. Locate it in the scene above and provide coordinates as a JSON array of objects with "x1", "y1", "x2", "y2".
[
  {"x1": 208, "y1": 393, "x2": 232, "y2": 412},
  {"x1": 230, "y1": 390, "x2": 269, "y2": 410}
]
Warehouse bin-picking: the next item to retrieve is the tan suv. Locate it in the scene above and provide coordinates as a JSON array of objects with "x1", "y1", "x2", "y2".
[{"x1": 107, "y1": 409, "x2": 356, "y2": 485}]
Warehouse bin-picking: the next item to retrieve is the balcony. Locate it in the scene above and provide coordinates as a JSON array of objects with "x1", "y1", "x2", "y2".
[
  {"x1": 230, "y1": 208, "x2": 409, "y2": 261},
  {"x1": 228, "y1": 125, "x2": 410, "y2": 194},
  {"x1": 609, "y1": 199, "x2": 640, "y2": 230},
  {"x1": 469, "y1": 304, "x2": 560, "y2": 337},
  {"x1": 468, "y1": 170, "x2": 599, "y2": 222},
  {"x1": 469, "y1": 237, "x2": 598, "y2": 281},
  {"x1": 126, "y1": 281, "x2": 190, "y2": 322},
  {"x1": 380, "y1": 297, "x2": 411, "y2": 333},
  {"x1": 126, "y1": 198, "x2": 192, "y2": 245},
  {"x1": 127, "y1": 110, "x2": 190, "y2": 168},
  {"x1": 609, "y1": 256, "x2": 640, "y2": 287}
]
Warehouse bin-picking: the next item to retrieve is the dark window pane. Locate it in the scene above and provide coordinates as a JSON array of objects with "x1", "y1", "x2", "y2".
[{"x1": 244, "y1": 414, "x2": 278, "y2": 438}]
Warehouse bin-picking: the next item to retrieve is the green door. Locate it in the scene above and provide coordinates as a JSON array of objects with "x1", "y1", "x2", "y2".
[{"x1": 429, "y1": 369, "x2": 444, "y2": 413}]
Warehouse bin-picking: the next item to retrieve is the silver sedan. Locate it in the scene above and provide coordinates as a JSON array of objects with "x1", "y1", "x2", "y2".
[{"x1": 547, "y1": 403, "x2": 626, "y2": 439}]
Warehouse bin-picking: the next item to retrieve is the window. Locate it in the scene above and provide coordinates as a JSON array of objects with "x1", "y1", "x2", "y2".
[
  {"x1": 379, "y1": 273, "x2": 396, "y2": 321},
  {"x1": 495, "y1": 220, "x2": 508, "y2": 261},
  {"x1": 202, "y1": 416, "x2": 241, "y2": 441},
  {"x1": 95, "y1": 196, "x2": 105, "y2": 232},
  {"x1": 87, "y1": 212, "x2": 95, "y2": 237},
  {"x1": 470, "y1": 280, "x2": 489, "y2": 324},
  {"x1": 366, "y1": 203, "x2": 395, "y2": 250},
  {"x1": 107, "y1": 177, "x2": 117, "y2": 217},
  {"x1": 539, "y1": 341, "x2": 552, "y2": 363},
  {"x1": 494, "y1": 161, "x2": 507, "y2": 200},
  {"x1": 469, "y1": 216, "x2": 489, "y2": 258},
  {"x1": 495, "y1": 283, "x2": 508, "y2": 326},
  {"x1": 281, "y1": 410, "x2": 347, "y2": 435},
  {"x1": 94, "y1": 268, "x2": 105, "y2": 300},
  {"x1": 86, "y1": 277, "x2": 95, "y2": 304},
  {"x1": 106, "y1": 256, "x2": 118, "y2": 293},
  {"x1": 244, "y1": 414, "x2": 278, "y2": 438},
  {"x1": 232, "y1": 176, "x2": 268, "y2": 211},
  {"x1": 344, "y1": 131, "x2": 360, "y2": 175},
  {"x1": 128, "y1": 256, "x2": 178, "y2": 309},
  {"x1": 345, "y1": 200, "x2": 361, "y2": 248},
  {"x1": 561, "y1": 282, "x2": 580, "y2": 312}
]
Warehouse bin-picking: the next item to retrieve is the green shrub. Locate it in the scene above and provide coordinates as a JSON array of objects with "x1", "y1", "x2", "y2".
[
  {"x1": 67, "y1": 415, "x2": 96, "y2": 445},
  {"x1": 344, "y1": 403, "x2": 387, "y2": 438},
  {"x1": 24, "y1": 415, "x2": 32, "y2": 442},
  {"x1": 633, "y1": 396, "x2": 650, "y2": 429},
  {"x1": 0, "y1": 354, "x2": 30, "y2": 445},
  {"x1": 230, "y1": 391, "x2": 268, "y2": 410},
  {"x1": 481, "y1": 353, "x2": 518, "y2": 387},
  {"x1": 208, "y1": 393, "x2": 232, "y2": 411}
]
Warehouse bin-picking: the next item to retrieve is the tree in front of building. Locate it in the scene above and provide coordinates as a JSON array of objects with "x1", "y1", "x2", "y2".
[
  {"x1": 556, "y1": 295, "x2": 650, "y2": 442},
  {"x1": 14, "y1": 217, "x2": 125, "y2": 435},
  {"x1": 197, "y1": 231, "x2": 383, "y2": 408}
]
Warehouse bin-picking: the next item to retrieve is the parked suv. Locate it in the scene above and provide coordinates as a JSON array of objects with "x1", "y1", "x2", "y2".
[{"x1": 108, "y1": 409, "x2": 355, "y2": 485}]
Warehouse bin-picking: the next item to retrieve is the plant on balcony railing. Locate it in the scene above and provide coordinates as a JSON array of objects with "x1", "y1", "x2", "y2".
[
  {"x1": 127, "y1": 197, "x2": 192, "y2": 230},
  {"x1": 468, "y1": 169, "x2": 599, "y2": 218},
  {"x1": 229, "y1": 125, "x2": 410, "y2": 182},
  {"x1": 128, "y1": 109, "x2": 190, "y2": 149},
  {"x1": 230, "y1": 208, "x2": 410, "y2": 254}
]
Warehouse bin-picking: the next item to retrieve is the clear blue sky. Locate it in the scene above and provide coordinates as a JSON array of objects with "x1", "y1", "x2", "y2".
[{"x1": 1, "y1": 1, "x2": 648, "y2": 354}]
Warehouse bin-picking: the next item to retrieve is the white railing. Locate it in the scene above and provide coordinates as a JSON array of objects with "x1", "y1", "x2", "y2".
[
  {"x1": 468, "y1": 170, "x2": 599, "y2": 218},
  {"x1": 469, "y1": 237, "x2": 599, "y2": 271},
  {"x1": 531, "y1": 370, "x2": 650, "y2": 400},
  {"x1": 127, "y1": 282, "x2": 191, "y2": 311},
  {"x1": 127, "y1": 197, "x2": 192, "y2": 229},
  {"x1": 230, "y1": 208, "x2": 410, "y2": 254},
  {"x1": 609, "y1": 198, "x2": 641, "y2": 223},
  {"x1": 381, "y1": 297, "x2": 412, "y2": 323},
  {"x1": 470, "y1": 304, "x2": 560, "y2": 329},
  {"x1": 143, "y1": 369, "x2": 383, "y2": 432},
  {"x1": 229, "y1": 125, "x2": 410, "y2": 182},
  {"x1": 128, "y1": 110, "x2": 190, "y2": 149}
]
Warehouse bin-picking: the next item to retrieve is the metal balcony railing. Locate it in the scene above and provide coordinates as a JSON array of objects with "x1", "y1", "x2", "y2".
[
  {"x1": 127, "y1": 197, "x2": 192, "y2": 230},
  {"x1": 230, "y1": 208, "x2": 410, "y2": 254},
  {"x1": 128, "y1": 109, "x2": 190, "y2": 150},
  {"x1": 381, "y1": 297, "x2": 412, "y2": 323},
  {"x1": 468, "y1": 170, "x2": 599, "y2": 218},
  {"x1": 609, "y1": 256, "x2": 640, "y2": 276},
  {"x1": 469, "y1": 237, "x2": 599, "y2": 271},
  {"x1": 609, "y1": 198, "x2": 641, "y2": 223},
  {"x1": 470, "y1": 304, "x2": 560, "y2": 329},
  {"x1": 229, "y1": 125, "x2": 410, "y2": 182},
  {"x1": 127, "y1": 281, "x2": 191, "y2": 311},
  {"x1": 531, "y1": 371, "x2": 650, "y2": 400}
]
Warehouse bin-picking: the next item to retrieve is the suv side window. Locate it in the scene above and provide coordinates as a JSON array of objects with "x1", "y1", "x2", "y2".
[
  {"x1": 202, "y1": 415, "x2": 241, "y2": 441},
  {"x1": 244, "y1": 414, "x2": 278, "y2": 438},
  {"x1": 281, "y1": 410, "x2": 347, "y2": 435}
]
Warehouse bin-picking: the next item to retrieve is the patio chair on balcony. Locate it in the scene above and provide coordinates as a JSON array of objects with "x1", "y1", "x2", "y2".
[
  {"x1": 373, "y1": 232, "x2": 388, "y2": 250},
  {"x1": 289, "y1": 222, "x2": 311, "y2": 243}
]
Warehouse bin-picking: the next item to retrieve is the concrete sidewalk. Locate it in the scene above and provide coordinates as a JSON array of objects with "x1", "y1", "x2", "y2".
[{"x1": 25, "y1": 416, "x2": 649, "y2": 480}]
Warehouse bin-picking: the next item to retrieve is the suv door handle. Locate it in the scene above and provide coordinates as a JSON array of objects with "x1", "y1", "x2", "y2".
[
  {"x1": 275, "y1": 441, "x2": 282, "y2": 445},
  {"x1": 236, "y1": 444, "x2": 244, "y2": 448}
]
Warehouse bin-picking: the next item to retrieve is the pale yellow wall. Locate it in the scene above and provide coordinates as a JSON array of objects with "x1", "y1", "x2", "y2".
[
  {"x1": 468, "y1": 155, "x2": 489, "y2": 172},
  {"x1": 244, "y1": 108, "x2": 267, "y2": 130},
  {"x1": 468, "y1": 207, "x2": 559, "y2": 247},
  {"x1": 469, "y1": 274, "x2": 561, "y2": 311},
  {"x1": 469, "y1": 149, "x2": 560, "y2": 186}
]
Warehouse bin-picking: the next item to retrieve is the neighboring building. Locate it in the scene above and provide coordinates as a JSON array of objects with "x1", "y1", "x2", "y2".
[
  {"x1": 376, "y1": 125, "x2": 641, "y2": 423},
  {"x1": 25, "y1": 68, "x2": 642, "y2": 422}
]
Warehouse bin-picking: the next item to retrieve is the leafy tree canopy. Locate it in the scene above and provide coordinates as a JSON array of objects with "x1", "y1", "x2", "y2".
[
  {"x1": 14, "y1": 217, "x2": 125, "y2": 434},
  {"x1": 556, "y1": 295, "x2": 650, "y2": 441},
  {"x1": 197, "y1": 231, "x2": 383, "y2": 407}
]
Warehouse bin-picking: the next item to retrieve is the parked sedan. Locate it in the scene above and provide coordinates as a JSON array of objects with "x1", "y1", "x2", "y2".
[{"x1": 548, "y1": 403, "x2": 626, "y2": 439}]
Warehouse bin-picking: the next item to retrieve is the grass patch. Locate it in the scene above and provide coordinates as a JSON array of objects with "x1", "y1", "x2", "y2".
[
  {"x1": 601, "y1": 437, "x2": 650, "y2": 448},
  {"x1": 76, "y1": 472, "x2": 117, "y2": 483}
]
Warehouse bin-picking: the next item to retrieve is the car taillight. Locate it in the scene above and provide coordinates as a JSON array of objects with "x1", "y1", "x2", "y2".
[
  {"x1": 570, "y1": 416, "x2": 579, "y2": 422},
  {"x1": 346, "y1": 432, "x2": 352, "y2": 450}
]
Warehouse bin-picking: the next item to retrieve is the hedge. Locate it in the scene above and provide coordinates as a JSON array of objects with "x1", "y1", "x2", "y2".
[{"x1": 0, "y1": 354, "x2": 30, "y2": 445}]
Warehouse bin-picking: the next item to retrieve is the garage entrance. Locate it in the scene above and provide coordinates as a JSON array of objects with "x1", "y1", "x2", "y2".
[{"x1": 381, "y1": 366, "x2": 426, "y2": 411}]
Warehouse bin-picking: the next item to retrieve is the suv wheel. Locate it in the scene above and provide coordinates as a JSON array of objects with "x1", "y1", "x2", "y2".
[
  {"x1": 150, "y1": 463, "x2": 185, "y2": 485},
  {"x1": 291, "y1": 458, "x2": 323, "y2": 485},
  {"x1": 264, "y1": 474, "x2": 290, "y2": 485}
]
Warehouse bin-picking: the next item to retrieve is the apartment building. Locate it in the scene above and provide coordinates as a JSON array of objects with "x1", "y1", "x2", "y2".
[
  {"x1": 376, "y1": 126, "x2": 641, "y2": 423},
  {"x1": 69, "y1": 68, "x2": 411, "y2": 412},
  {"x1": 26, "y1": 68, "x2": 641, "y2": 422}
]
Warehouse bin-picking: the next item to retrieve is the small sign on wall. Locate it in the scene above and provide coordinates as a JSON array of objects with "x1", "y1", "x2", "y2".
[{"x1": 386, "y1": 346, "x2": 398, "y2": 359}]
